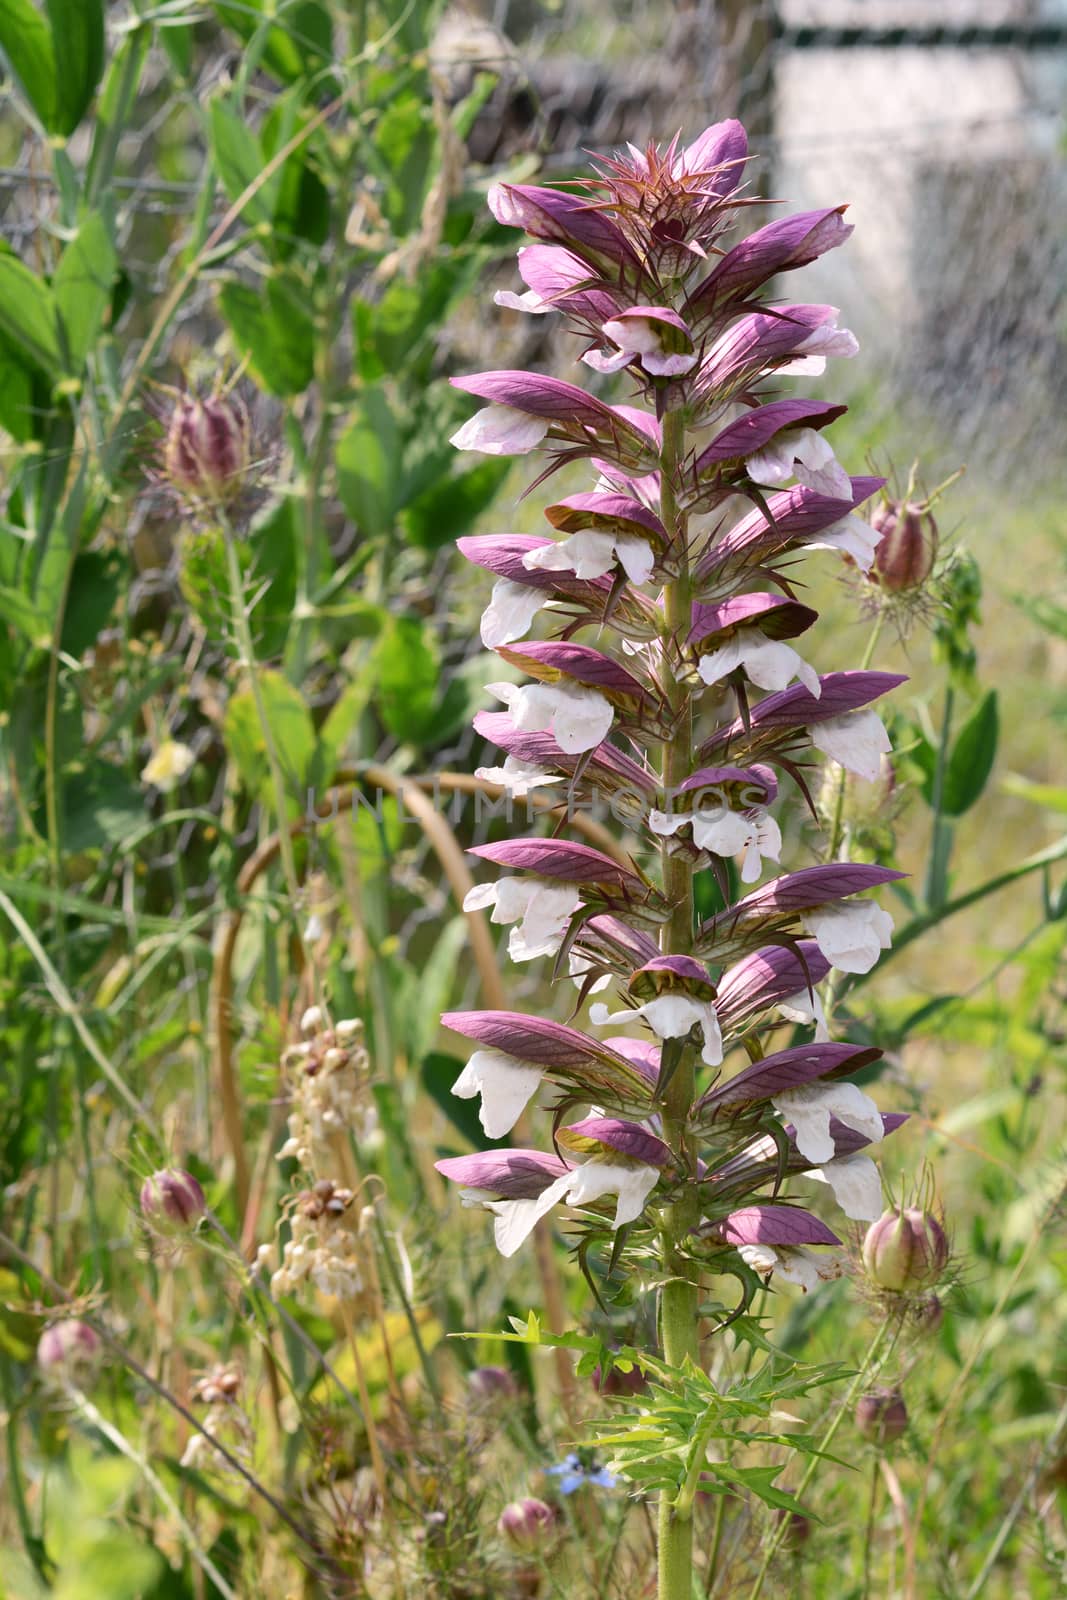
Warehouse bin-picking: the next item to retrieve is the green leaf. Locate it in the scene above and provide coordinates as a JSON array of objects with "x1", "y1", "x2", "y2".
[
  {"x1": 218, "y1": 273, "x2": 314, "y2": 395},
  {"x1": 43, "y1": 0, "x2": 104, "y2": 137},
  {"x1": 0, "y1": 329, "x2": 36, "y2": 440},
  {"x1": 400, "y1": 457, "x2": 511, "y2": 551},
  {"x1": 0, "y1": 582, "x2": 50, "y2": 643},
  {"x1": 335, "y1": 389, "x2": 400, "y2": 537},
  {"x1": 943, "y1": 689, "x2": 998, "y2": 816},
  {"x1": 62, "y1": 761, "x2": 145, "y2": 852},
  {"x1": 59, "y1": 548, "x2": 119, "y2": 656},
  {"x1": 208, "y1": 99, "x2": 273, "y2": 225},
  {"x1": 0, "y1": 248, "x2": 60, "y2": 375},
  {"x1": 1001, "y1": 774, "x2": 1067, "y2": 815},
  {"x1": 212, "y1": 0, "x2": 331, "y2": 84},
  {"x1": 223, "y1": 671, "x2": 317, "y2": 811},
  {"x1": 374, "y1": 615, "x2": 439, "y2": 743},
  {"x1": 0, "y1": 0, "x2": 56, "y2": 130},
  {"x1": 376, "y1": 92, "x2": 436, "y2": 235},
  {"x1": 53, "y1": 211, "x2": 116, "y2": 371}
]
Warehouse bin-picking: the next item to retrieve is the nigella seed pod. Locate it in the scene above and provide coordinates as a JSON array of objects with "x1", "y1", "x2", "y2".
[
  {"x1": 855, "y1": 1386, "x2": 909, "y2": 1445},
  {"x1": 140, "y1": 1168, "x2": 207, "y2": 1231},
  {"x1": 37, "y1": 1319, "x2": 101, "y2": 1377},
  {"x1": 498, "y1": 1497, "x2": 557, "y2": 1553},
  {"x1": 870, "y1": 499, "x2": 937, "y2": 593},
  {"x1": 163, "y1": 395, "x2": 250, "y2": 506},
  {"x1": 862, "y1": 1206, "x2": 948, "y2": 1293}
]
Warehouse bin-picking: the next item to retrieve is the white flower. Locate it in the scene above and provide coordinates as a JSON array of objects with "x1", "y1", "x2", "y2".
[
  {"x1": 811, "y1": 709, "x2": 892, "y2": 781},
  {"x1": 451, "y1": 1049, "x2": 545, "y2": 1138},
  {"x1": 590, "y1": 993, "x2": 723, "y2": 1067},
  {"x1": 488, "y1": 679, "x2": 614, "y2": 754},
  {"x1": 807, "y1": 1154, "x2": 883, "y2": 1221},
  {"x1": 649, "y1": 805, "x2": 781, "y2": 883},
  {"x1": 779, "y1": 312, "x2": 859, "y2": 378},
  {"x1": 141, "y1": 739, "x2": 196, "y2": 793},
  {"x1": 568, "y1": 950, "x2": 612, "y2": 993},
  {"x1": 480, "y1": 579, "x2": 547, "y2": 647},
  {"x1": 696, "y1": 626, "x2": 821, "y2": 697},
  {"x1": 584, "y1": 315, "x2": 698, "y2": 378},
  {"x1": 738, "y1": 1242, "x2": 844, "y2": 1292},
  {"x1": 805, "y1": 899, "x2": 894, "y2": 975},
  {"x1": 778, "y1": 988, "x2": 831, "y2": 1041},
  {"x1": 806, "y1": 512, "x2": 882, "y2": 572},
  {"x1": 746, "y1": 426, "x2": 852, "y2": 501},
  {"x1": 450, "y1": 404, "x2": 548, "y2": 456},
  {"x1": 523, "y1": 529, "x2": 655, "y2": 586},
  {"x1": 772, "y1": 1081, "x2": 884, "y2": 1165},
  {"x1": 463, "y1": 877, "x2": 581, "y2": 962},
  {"x1": 474, "y1": 756, "x2": 563, "y2": 797},
  {"x1": 476, "y1": 1160, "x2": 662, "y2": 1257}
]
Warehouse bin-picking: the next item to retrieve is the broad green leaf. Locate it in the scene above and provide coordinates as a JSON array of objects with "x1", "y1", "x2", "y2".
[
  {"x1": 0, "y1": 0, "x2": 55, "y2": 130},
  {"x1": 43, "y1": 0, "x2": 104, "y2": 137},
  {"x1": 943, "y1": 689, "x2": 998, "y2": 816},
  {"x1": 335, "y1": 388, "x2": 400, "y2": 537},
  {"x1": 261, "y1": 92, "x2": 330, "y2": 250},
  {"x1": 59, "y1": 548, "x2": 119, "y2": 656},
  {"x1": 400, "y1": 457, "x2": 511, "y2": 551},
  {"x1": 208, "y1": 99, "x2": 273, "y2": 226},
  {"x1": 212, "y1": 0, "x2": 331, "y2": 84},
  {"x1": 1001, "y1": 775, "x2": 1067, "y2": 814},
  {"x1": 0, "y1": 248, "x2": 60, "y2": 374},
  {"x1": 62, "y1": 761, "x2": 145, "y2": 852},
  {"x1": 374, "y1": 615, "x2": 439, "y2": 743},
  {"x1": 376, "y1": 92, "x2": 436, "y2": 235},
  {"x1": 351, "y1": 792, "x2": 404, "y2": 874},
  {"x1": 218, "y1": 274, "x2": 315, "y2": 395},
  {"x1": 0, "y1": 582, "x2": 49, "y2": 643},
  {"x1": 53, "y1": 211, "x2": 116, "y2": 370},
  {"x1": 223, "y1": 671, "x2": 317, "y2": 811},
  {"x1": 0, "y1": 329, "x2": 35, "y2": 439}
]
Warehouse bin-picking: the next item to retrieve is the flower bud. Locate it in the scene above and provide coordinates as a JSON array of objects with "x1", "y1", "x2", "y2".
[
  {"x1": 468, "y1": 1365, "x2": 519, "y2": 1402},
  {"x1": 855, "y1": 1386, "x2": 908, "y2": 1445},
  {"x1": 140, "y1": 1168, "x2": 207, "y2": 1231},
  {"x1": 862, "y1": 1206, "x2": 948, "y2": 1293},
  {"x1": 593, "y1": 1360, "x2": 647, "y2": 1397},
  {"x1": 498, "y1": 1498, "x2": 557, "y2": 1553},
  {"x1": 870, "y1": 499, "x2": 937, "y2": 593},
  {"x1": 163, "y1": 395, "x2": 249, "y2": 506},
  {"x1": 37, "y1": 1319, "x2": 101, "y2": 1378}
]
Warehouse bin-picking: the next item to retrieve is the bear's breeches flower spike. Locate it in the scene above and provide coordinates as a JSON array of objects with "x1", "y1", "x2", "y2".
[{"x1": 437, "y1": 120, "x2": 918, "y2": 1349}]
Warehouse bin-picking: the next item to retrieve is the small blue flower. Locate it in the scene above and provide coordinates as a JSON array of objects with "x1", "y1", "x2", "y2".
[{"x1": 547, "y1": 1451, "x2": 617, "y2": 1494}]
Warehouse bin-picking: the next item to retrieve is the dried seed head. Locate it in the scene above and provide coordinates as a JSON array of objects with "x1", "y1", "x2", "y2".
[
  {"x1": 37, "y1": 1319, "x2": 101, "y2": 1378},
  {"x1": 498, "y1": 1497, "x2": 557, "y2": 1553},
  {"x1": 163, "y1": 394, "x2": 250, "y2": 507},
  {"x1": 862, "y1": 1206, "x2": 948, "y2": 1293},
  {"x1": 140, "y1": 1168, "x2": 207, "y2": 1231},
  {"x1": 855, "y1": 1386, "x2": 909, "y2": 1445},
  {"x1": 192, "y1": 1365, "x2": 242, "y2": 1405},
  {"x1": 870, "y1": 499, "x2": 937, "y2": 594}
]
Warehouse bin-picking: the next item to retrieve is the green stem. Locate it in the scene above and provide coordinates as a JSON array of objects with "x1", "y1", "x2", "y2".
[
  {"x1": 924, "y1": 683, "x2": 956, "y2": 910},
  {"x1": 862, "y1": 1457, "x2": 879, "y2": 1598},
  {"x1": 656, "y1": 406, "x2": 700, "y2": 1600}
]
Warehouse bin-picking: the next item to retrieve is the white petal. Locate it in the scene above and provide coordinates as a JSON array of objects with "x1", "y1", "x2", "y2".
[
  {"x1": 648, "y1": 808, "x2": 690, "y2": 838},
  {"x1": 738, "y1": 1242, "x2": 779, "y2": 1276},
  {"x1": 544, "y1": 683, "x2": 614, "y2": 754},
  {"x1": 452, "y1": 1049, "x2": 544, "y2": 1138},
  {"x1": 690, "y1": 807, "x2": 752, "y2": 857},
  {"x1": 524, "y1": 530, "x2": 617, "y2": 580},
  {"x1": 494, "y1": 287, "x2": 551, "y2": 314},
  {"x1": 602, "y1": 316, "x2": 662, "y2": 356},
  {"x1": 778, "y1": 989, "x2": 831, "y2": 1042},
  {"x1": 568, "y1": 951, "x2": 612, "y2": 993},
  {"x1": 640, "y1": 994, "x2": 704, "y2": 1039},
  {"x1": 614, "y1": 534, "x2": 656, "y2": 585},
  {"x1": 696, "y1": 634, "x2": 745, "y2": 686},
  {"x1": 745, "y1": 438, "x2": 796, "y2": 488},
  {"x1": 487, "y1": 877, "x2": 536, "y2": 926},
  {"x1": 487, "y1": 1172, "x2": 575, "y2": 1258},
  {"x1": 805, "y1": 900, "x2": 894, "y2": 975},
  {"x1": 480, "y1": 578, "x2": 546, "y2": 647},
  {"x1": 811, "y1": 709, "x2": 892, "y2": 781},
  {"x1": 807, "y1": 514, "x2": 882, "y2": 572},
  {"x1": 474, "y1": 757, "x2": 563, "y2": 797},
  {"x1": 809, "y1": 1154, "x2": 883, "y2": 1221},
  {"x1": 737, "y1": 632, "x2": 822, "y2": 698},
  {"x1": 739, "y1": 812, "x2": 782, "y2": 883},
  {"x1": 791, "y1": 428, "x2": 852, "y2": 500},
  {"x1": 775, "y1": 1246, "x2": 841, "y2": 1291},
  {"x1": 486, "y1": 680, "x2": 519, "y2": 708},
  {"x1": 774, "y1": 1081, "x2": 884, "y2": 1165},
  {"x1": 641, "y1": 349, "x2": 698, "y2": 377},
  {"x1": 463, "y1": 882, "x2": 499, "y2": 914},
  {"x1": 507, "y1": 884, "x2": 582, "y2": 962},
  {"x1": 581, "y1": 347, "x2": 633, "y2": 373},
  {"x1": 565, "y1": 1161, "x2": 660, "y2": 1227},
  {"x1": 450, "y1": 403, "x2": 548, "y2": 456}
]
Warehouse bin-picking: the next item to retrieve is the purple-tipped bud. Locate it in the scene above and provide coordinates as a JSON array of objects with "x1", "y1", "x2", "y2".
[
  {"x1": 855, "y1": 1386, "x2": 909, "y2": 1444},
  {"x1": 869, "y1": 500, "x2": 938, "y2": 593},
  {"x1": 862, "y1": 1206, "x2": 948, "y2": 1292},
  {"x1": 140, "y1": 1168, "x2": 207, "y2": 1231},
  {"x1": 498, "y1": 1497, "x2": 557, "y2": 1553},
  {"x1": 163, "y1": 395, "x2": 249, "y2": 505},
  {"x1": 593, "y1": 1360, "x2": 648, "y2": 1397},
  {"x1": 469, "y1": 1365, "x2": 520, "y2": 1402},
  {"x1": 37, "y1": 1319, "x2": 101, "y2": 1377}
]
